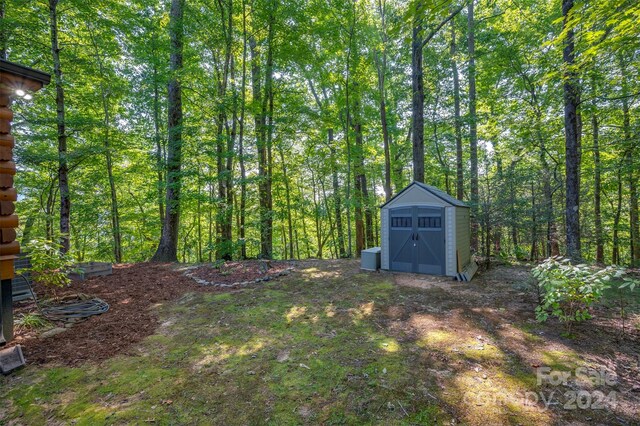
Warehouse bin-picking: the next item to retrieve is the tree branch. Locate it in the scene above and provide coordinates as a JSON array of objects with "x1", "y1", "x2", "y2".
[{"x1": 422, "y1": 2, "x2": 467, "y2": 48}]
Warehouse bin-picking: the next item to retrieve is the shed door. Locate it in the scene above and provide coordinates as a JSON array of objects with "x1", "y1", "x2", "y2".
[
  {"x1": 389, "y1": 206, "x2": 445, "y2": 275},
  {"x1": 415, "y1": 207, "x2": 445, "y2": 275},
  {"x1": 389, "y1": 207, "x2": 414, "y2": 272}
]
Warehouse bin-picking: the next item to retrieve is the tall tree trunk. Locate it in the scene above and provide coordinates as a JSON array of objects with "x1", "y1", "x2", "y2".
[
  {"x1": 238, "y1": 0, "x2": 248, "y2": 259},
  {"x1": 450, "y1": 19, "x2": 463, "y2": 201},
  {"x1": 375, "y1": 0, "x2": 392, "y2": 201},
  {"x1": 152, "y1": 0, "x2": 184, "y2": 262},
  {"x1": 508, "y1": 163, "x2": 518, "y2": 249},
  {"x1": 621, "y1": 61, "x2": 639, "y2": 267},
  {"x1": 88, "y1": 25, "x2": 122, "y2": 263},
  {"x1": 330, "y1": 129, "x2": 346, "y2": 257},
  {"x1": 562, "y1": 0, "x2": 581, "y2": 262},
  {"x1": 531, "y1": 181, "x2": 538, "y2": 261},
  {"x1": 613, "y1": 168, "x2": 622, "y2": 264},
  {"x1": 467, "y1": 0, "x2": 479, "y2": 252},
  {"x1": 279, "y1": 147, "x2": 294, "y2": 259},
  {"x1": 197, "y1": 166, "x2": 203, "y2": 262},
  {"x1": 344, "y1": 9, "x2": 356, "y2": 257},
  {"x1": 215, "y1": 0, "x2": 234, "y2": 260},
  {"x1": 153, "y1": 63, "x2": 165, "y2": 225},
  {"x1": 411, "y1": 8, "x2": 424, "y2": 183},
  {"x1": 353, "y1": 116, "x2": 366, "y2": 255},
  {"x1": 251, "y1": 7, "x2": 275, "y2": 259},
  {"x1": 592, "y1": 110, "x2": 603, "y2": 263},
  {"x1": 298, "y1": 180, "x2": 311, "y2": 258},
  {"x1": 103, "y1": 111, "x2": 122, "y2": 263},
  {"x1": 538, "y1": 128, "x2": 558, "y2": 257},
  {"x1": 225, "y1": 56, "x2": 237, "y2": 258},
  {"x1": 49, "y1": 0, "x2": 70, "y2": 254}
]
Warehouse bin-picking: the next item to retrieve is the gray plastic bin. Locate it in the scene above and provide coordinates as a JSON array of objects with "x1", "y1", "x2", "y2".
[{"x1": 361, "y1": 247, "x2": 381, "y2": 271}]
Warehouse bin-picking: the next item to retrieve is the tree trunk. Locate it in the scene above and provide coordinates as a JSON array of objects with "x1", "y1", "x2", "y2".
[
  {"x1": 151, "y1": 0, "x2": 184, "y2": 262},
  {"x1": 88, "y1": 25, "x2": 122, "y2": 263},
  {"x1": 531, "y1": 181, "x2": 538, "y2": 261},
  {"x1": 411, "y1": 9, "x2": 424, "y2": 183},
  {"x1": 104, "y1": 113, "x2": 122, "y2": 263},
  {"x1": 214, "y1": 0, "x2": 234, "y2": 261},
  {"x1": 344, "y1": 10, "x2": 356, "y2": 257},
  {"x1": 468, "y1": 0, "x2": 479, "y2": 252},
  {"x1": 375, "y1": 0, "x2": 392, "y2": 201},
  {"x1": 49, "y1": 0, "x2": 70, "y2": 254},
  {"x1": 613, "y1": 168, "x2": 622, "y2": 264},
  {"x1": 330, "y1": 129, "x2": 346, "y2": 257},
  {"x1": 197, "y1": 166, "x2": 203, "y2": 262},
  {"x1": 353, "y1": 118, "x2": 365, "y2": 255},
  {"x1": 153, "y1": 63, "x2": 165, "y2": 225},
  {"x1": 279, "y1": 147, "x2": 294, "y2": 259},
  {"x1": 238, "y1": 0, "x2": 248, "y2": 259},
  {"x1": 251, "y1": 7, "x2": 275, "y2": 259},
  {"x1": 592, "y1": 110, "x2": 603, "y2": 263},
  {"x1": 621, "y1": 61, "x2": 639, "y2": 267},
  {"x1": 450, "y1": 19, "x2": 464, "y2": 201},
  {"x1": 562, "y1": 0, "x2": 581, "y2": 262}
]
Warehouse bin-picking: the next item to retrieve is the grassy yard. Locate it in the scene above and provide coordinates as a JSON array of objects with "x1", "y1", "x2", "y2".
[{"x1": 1, "y1": 260, "x2": 639, "y2": 425}]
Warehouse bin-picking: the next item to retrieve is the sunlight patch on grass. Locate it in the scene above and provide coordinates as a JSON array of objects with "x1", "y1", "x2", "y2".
[
  {"x1": 461, "y1": 339, "x2": 505, "y2": 363},
  {"x1": 445, "y1": 368, "x2": 551, "y2": 425},
  {"x1": 417, "y1": 329, "x2": 457, "y2": 347},
  {"x1": 286, "y1": 305, "x2": 307, "y2": 322},
  {"x1": 378, "y1": 337, "x2": 401, "y2": 352},
  {"x1": 195, "y1": 338, "x2": 268, "y2": 370},
  {"x1": 541, "y1": 349, "x2": 582, "y2": 371},
  {"x1": 350, "y1": 301, "x2": 375, "y2": 322},
  {"x1": 324, "y1": 303, "x2": 336, "y2": 317}
]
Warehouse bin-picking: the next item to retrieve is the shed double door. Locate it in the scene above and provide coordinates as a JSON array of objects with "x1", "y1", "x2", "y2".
[{"x1": 389, "y1": 206, "x2": 445, "y2": 275}]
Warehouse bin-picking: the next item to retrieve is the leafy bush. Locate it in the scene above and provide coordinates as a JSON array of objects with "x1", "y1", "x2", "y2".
[
  {"x1": 532, "y1": 256, "x2": 625, "y2": 333},
  {"x1": 24, "y1": 238, "x2": 76, "y2": 289}
]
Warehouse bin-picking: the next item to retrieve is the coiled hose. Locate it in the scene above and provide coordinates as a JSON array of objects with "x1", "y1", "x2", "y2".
[{"x1": 17, "y1": 273, "x2": 110, "y2": 323}]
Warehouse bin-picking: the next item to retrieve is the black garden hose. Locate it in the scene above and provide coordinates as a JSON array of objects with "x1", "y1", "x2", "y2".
[{"x1": 16, "y1": 273, "x2": 109, "y2": 323}]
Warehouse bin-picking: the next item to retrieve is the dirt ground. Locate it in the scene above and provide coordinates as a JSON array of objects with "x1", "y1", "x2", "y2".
[{"x1": 2, "y1": 260, "x2": 639, "y2": 425}]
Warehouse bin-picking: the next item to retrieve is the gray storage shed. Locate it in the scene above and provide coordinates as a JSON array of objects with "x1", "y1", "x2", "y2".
[{"x1": 380, "y1": 181, "x2": 471, "y2": 277}]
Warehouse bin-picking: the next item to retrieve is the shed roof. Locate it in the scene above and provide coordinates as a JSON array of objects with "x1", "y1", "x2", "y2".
[{"x1": 381, "y1": 181, "x2": 468, "y2": 208}]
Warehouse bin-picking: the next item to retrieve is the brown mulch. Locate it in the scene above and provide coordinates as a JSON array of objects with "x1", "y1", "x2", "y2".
[
  {"x1": 187, "y1": 260, "x2": 293, "y2": 286},
  {"x1": 8, "y1": 263, "x2": 218, "y2": 366}
]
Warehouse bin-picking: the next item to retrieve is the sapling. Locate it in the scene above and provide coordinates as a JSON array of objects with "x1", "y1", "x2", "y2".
[
  {"x1": 24, "y1": 238, "x2": 77, "y2": 300},
  {"x1": 532, "y1": 256, "x2": 625, "y2": 336}
]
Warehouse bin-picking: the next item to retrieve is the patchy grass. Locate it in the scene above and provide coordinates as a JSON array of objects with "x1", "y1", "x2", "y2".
[{"x1": 1, "y1": 260, "x2": 638, "y2": 425}]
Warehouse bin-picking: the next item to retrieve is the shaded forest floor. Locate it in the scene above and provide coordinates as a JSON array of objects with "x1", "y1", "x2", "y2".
[{"x1": 1, "y1": 260, "x2": 639, "y2": 425}]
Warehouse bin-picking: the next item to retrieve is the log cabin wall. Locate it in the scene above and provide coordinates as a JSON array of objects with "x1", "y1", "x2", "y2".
[{"x1": 0, "y1": 59, "x2": 50, "y2": 344}]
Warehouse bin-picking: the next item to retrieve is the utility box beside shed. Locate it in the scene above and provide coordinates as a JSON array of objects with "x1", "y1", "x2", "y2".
[
  {"x1": 380, "y1": 181, "x2": 473, "y2": 279},
  {"x1": 360, "y1": 247, "x2": 381, "y2": 271}
]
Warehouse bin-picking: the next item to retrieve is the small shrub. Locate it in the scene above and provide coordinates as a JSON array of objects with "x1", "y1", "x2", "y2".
[
  {"x1": 24, "y1": 238, "x2": 76, "y2": 289},
  {"x1": 514, "y1": 246, "x2": 528, "y2": 261},
  {"x1": 15, "y1": 313, "x2": 51, "y2": 331},
  {"x1": 532, "y1": 256, "x2": 625, "y2": 334}
]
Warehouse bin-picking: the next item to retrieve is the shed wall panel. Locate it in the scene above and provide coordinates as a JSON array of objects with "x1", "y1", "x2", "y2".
[
  {"x1": 456, "y1": 207, "x2": 471, "y2": 268},
  {"x1": 445, "y1": 206, "x2": 456, "y2": 276},
  {"x1": 380, "y1": 208, "x2": 389, "y2": 269}
]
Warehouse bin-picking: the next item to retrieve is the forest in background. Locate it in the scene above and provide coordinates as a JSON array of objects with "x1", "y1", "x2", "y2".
[{"x1": 1, "y1": 0, "x2": 638, "y2": 265}]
